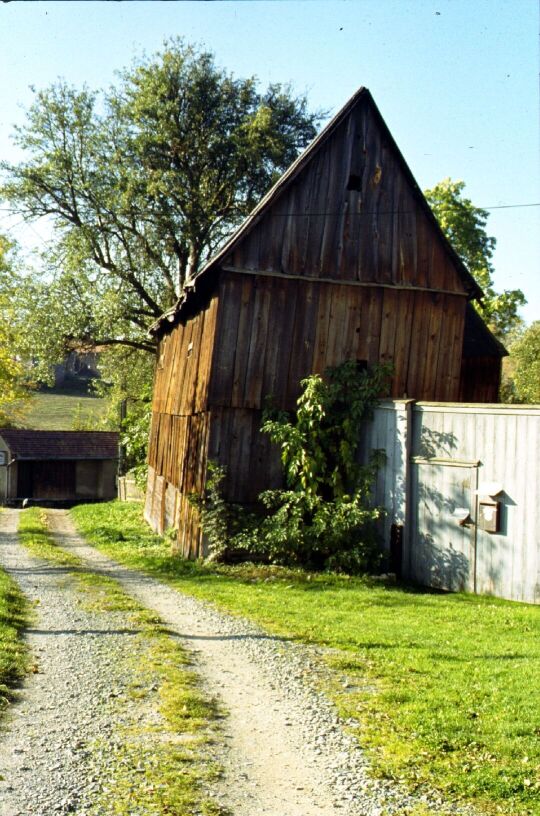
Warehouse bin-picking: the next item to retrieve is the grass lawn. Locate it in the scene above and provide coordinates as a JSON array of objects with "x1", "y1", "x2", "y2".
[
  {"x1": 16, "y1": 391, "x2": 109, "y2": 430},
  {"x1": 0, "y1": 565, "x2": 29, "y2": 717},
  {"x1": 70, "y1": 500, "x2": 540, "y2": 816}
]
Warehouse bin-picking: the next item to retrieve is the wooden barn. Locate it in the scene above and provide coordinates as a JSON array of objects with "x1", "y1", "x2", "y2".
[
  {"x1": 0, "y1": 430, "x2": 119, "y2": 504},
  {"x1": 145, "y1": 87, "x2": 505, "y2": 557}
]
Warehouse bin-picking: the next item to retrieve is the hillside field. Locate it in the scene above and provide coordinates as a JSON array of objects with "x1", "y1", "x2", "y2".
[{"x1": 16, "y1": 391, "x2": 110, "y2": 431}]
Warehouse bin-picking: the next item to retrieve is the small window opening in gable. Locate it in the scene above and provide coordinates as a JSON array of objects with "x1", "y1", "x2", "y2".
[{"x1": 346, "y1": 174, "x2": 362, "y2": 192}]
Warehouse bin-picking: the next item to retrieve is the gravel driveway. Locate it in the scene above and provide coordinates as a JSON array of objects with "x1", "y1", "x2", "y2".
[{"x1": 0, "y1": 508, "x2": 476, "y2": 816}]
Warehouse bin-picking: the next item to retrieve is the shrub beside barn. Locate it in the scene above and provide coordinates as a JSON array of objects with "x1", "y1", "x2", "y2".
[{"x1": 144, "y1": 87, "x2": 505, "y2": 557}]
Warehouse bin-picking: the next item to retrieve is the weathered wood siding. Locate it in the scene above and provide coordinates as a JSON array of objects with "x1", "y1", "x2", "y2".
[
  {"x1": 145, "y1": 296, "x2": 219, "y2": 552},
  {"x1": 209, "y1": 271, "x2": 466, "y2": 410},
  {"x1": 152, "y1": 295, "x2": 218, "y2": 416},
  {"x1": 228, "y1": 101, "x2": 468, "y2": 295},
  {"x1": 459, "y1": 356, "x2": 502, "y2": 403}
]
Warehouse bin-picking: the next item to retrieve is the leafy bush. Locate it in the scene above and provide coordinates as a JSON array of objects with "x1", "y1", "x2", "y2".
[
  {"x1": 194, "y1": 361, "x2": 391, "y2": 573},
  {"x1": 120, "y1": 390, "x2": 152, "y2": 488}
]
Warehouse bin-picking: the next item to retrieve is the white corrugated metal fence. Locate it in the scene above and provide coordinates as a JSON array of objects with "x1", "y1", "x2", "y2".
[{"x1": 364, "y1": 401, "x2": 540, "y2": 604}]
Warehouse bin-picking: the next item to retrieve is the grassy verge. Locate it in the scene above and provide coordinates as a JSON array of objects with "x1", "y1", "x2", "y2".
[
  {"x1": 71, "y1": 500, "x2": 540, "y2": 816},
  {"x1": 19, "y1": 507, "x2": 227, "y2": 816},
  {"x1": 0, "y1": 566, "x2": 29, "y2": 716}
]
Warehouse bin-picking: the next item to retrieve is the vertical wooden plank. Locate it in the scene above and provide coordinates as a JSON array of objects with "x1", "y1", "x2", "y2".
[
  {"x1": 231, "y1": 276, "x2": 257, "y2": 407},
  {"x1": 405, "y1": 292, "x2": 432, "y2": 398},
  {"x1": 208, "y1": 274, "x2": 243, "y2": 407},
  {"x1": 420, "y1": 293, "x2": 443, "y2": 399},
  {"x1": 270, "y1": 278, "x2": 300, "y2": 406},
  {"x1": 195, "y1": 296, "x2": 218, "y2": 412},
  {"x1": 286, "y1": 280, "x2": 320, "y2": 406},
  {"x1": 318, "y1": 125, "x2": 351, "y2": 279},
  {"x1": 261, "y1": 277, "x2": 287, "y2": 402},
  {"x1": 379, "y1": 288, "x2": 399, "y2": 367},
  {"x1": 392, "y1": 290, "x2": 415, "y2": 397},
  {"x1": 244, "y1": 275, "x2": 273, "y2": 408},
  {"x1": 447, "y1": 300, "x2": 466, "y2": 400},
  {"x1": 326, "y1": 285, "x2": 351, "y2": 370},
  {"x1": 415, "y1": 210, "x2": 431, "y2": 289},
  {"x1": 313, "y1": 283, "x2": 334, "y2": 374},
  {"x1": 341, "y1": 288, "x2": 363, "y2": 362},
  {"x1": 397, "y1": 187, "x2": 418, "y2": 287},
  {"x1": 365, "y1": 287, "x2": 384, "y2": 364}
]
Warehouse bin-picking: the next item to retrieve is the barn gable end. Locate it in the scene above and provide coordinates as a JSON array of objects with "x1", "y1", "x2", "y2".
[{"x1": 225, "y1": 94, "x2": 473, "y2": 296}]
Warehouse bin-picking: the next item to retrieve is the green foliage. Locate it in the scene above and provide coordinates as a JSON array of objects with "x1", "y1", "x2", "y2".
[
  {"x1": 190, "y1": 461, "x2": 256, "y2": 561},
  {"x1": 425, "y1": 178, "x2": 526, "y2": 338},
  {"x1": 195, "y1": 362, "x2": 391, "y2": 572},
  {"x1": 119, "y1": 387, "x2": 153, "y2": 486},
  {"x1": 508, "y1": 321, "x2": 540, "y2": 403},
  {"x1": 0, "y1": 564, "x2": 29, "y2": 714},
  {"x1": 0, "y1": 234, "x2": 31, "y2": 424},
  {"x1": 0, "y1": 39, "x2": 320, "y2": 372},
  {"x1": 262, "y1": 361, "x2": 390, "y2": 499}
]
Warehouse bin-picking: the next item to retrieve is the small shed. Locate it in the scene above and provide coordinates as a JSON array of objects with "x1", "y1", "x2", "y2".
[
  {"x1": 0, "y1": 430, "x2": 119, "y2": 503},
  {"x1": 145, "y1": 86, "x2": 505, "y2": 557}
]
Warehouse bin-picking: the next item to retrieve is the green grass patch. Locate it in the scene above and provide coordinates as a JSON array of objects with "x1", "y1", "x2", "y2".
[
  {"x1": 18, "y1": 507, "x2": 227, "y2": 816},
  {"x1": 71, "y1": 500, "x2": 540, "y2": 816},
  {"x1": 0, "y1": 565, "x2": 30, "y2": 715},
  {"x1": 17, "y1": 391, "x2": 108, "y2": 430},
  {"x1": 18, "y1": 507, "x2": 82, "y2": 567}
]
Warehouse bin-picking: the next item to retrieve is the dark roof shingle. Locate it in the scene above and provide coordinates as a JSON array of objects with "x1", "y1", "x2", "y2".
[{"x1": 0, "y1": 430, "x2": 119, "y2": 461}]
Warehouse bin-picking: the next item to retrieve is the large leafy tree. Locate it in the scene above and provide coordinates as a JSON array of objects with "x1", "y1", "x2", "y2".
[
  {"x1": 424, "y1": 178, "x2": 526, "y2": 339},
  {"x1": 0, "y1": 39, "x2": 320, "y2": 369},
  {"x1": 507, "y1": 322, "x2": 540, "y2": 403},
  {"x1": 0, "y1": 235, "x2": 30, "y2": 424}
]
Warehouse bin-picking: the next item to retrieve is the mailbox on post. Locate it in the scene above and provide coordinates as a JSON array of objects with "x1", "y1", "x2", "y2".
[
  {"x1": 475, "y1": 482, "x2": 503, "y2": 534},
  {"x1": 478, "y1": 500, "x2": 501, "y2": 533}
]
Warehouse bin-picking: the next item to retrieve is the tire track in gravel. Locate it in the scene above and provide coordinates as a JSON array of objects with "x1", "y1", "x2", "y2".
[
  {"x1": 46, "y1": 510, "x2": 349, "y2": 816},
  {"x1": 0, "y1": 508, "x2": 144, "y2": 816},
  {"x1": 45, "y1": 509, "x2": 476, "y2": 816}
]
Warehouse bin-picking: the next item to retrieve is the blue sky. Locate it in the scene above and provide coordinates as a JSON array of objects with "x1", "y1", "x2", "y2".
[{"x1": 0, "y1": 0, "x2": 538, "y2": 321}]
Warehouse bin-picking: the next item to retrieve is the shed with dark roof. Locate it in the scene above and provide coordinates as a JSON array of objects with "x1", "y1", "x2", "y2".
[
  {"x1": 145, "y1": 87, "x2": 505, "y2": 557},
  {"x1": 0, "y1": 430, "x2": 119, "y2": 503}
]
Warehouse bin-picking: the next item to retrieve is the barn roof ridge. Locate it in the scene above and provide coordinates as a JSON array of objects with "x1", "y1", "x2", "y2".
[{"x1": 151, "y1": 86, "x2": 482, "y2": 335}]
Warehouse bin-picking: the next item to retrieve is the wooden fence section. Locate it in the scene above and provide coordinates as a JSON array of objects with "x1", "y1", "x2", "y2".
[{"x1": 366, "y1": 401, "x2": 540, "y2": 604}]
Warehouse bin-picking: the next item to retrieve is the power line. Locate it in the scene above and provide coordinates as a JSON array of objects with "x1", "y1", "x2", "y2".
[{"x1": 0, "y1": 202, "x2": 538, "y2": 215}]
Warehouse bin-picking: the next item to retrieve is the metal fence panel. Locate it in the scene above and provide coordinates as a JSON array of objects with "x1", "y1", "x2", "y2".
[{"x1": 364, "y1": 401, "x2": 540, "y2": 604}]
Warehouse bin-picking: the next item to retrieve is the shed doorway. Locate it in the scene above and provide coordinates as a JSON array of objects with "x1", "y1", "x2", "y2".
[{"x1": 17, "y1": 460, "x2": 77, "y2": 500}]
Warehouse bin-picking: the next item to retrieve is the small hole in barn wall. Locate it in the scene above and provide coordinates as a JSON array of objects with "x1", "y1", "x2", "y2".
[
  {"x1": 347, "y1": 174, "x2": 362, "y2": 192},
  {"x1": 356, "y1": 359, "x2": 368, "y2": 371},
  {"x1": 187, "y1": 341, "x2": 193, "y2": 358}
]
